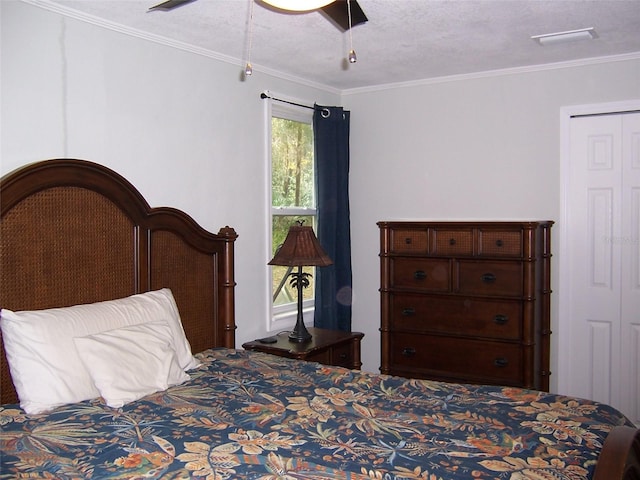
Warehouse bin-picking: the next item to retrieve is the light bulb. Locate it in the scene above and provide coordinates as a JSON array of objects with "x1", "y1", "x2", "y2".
[
  {"x1": 348, "y1": 49, "x2": 357, "y2": 64},
  {"x1": 245, "y1": 62, "x2": 253, "y2": 76},
  {"x1": 261, "y1": 0, "x2": 333, "y2": 12}
]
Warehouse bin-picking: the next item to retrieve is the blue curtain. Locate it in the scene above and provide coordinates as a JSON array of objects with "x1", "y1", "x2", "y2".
[{"x1": 313, "y1": 105, "x2": 352, "y2": 331}]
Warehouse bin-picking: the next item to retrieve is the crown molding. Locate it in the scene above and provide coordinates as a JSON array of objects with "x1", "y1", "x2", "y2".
[{"x1": 342, "y1": 51, "x2": 640, "y2": 96}]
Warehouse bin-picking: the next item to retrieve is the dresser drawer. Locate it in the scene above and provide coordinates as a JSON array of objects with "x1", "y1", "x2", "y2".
[
  {"x1": 390, "y1": 228, "x2": 429, "y2": 254},
  {"x1": 389, "y1": 333, "x2": 523, "y2": 385},
  {"x1": 478, "y1": 228, "x2": 523, "y2": 257},
  {"x1": 431, "y1": 227, "x2": 473, "y2": 256},
  {"x1": 457, "y1": 260, "x2": 523, "y2": 297},
  {"x1": 390, "y1": 293, "x2": 521, "y2": 340},
  {"x1": 391, "y1": 258, "x2": 450, "y2": 292}
]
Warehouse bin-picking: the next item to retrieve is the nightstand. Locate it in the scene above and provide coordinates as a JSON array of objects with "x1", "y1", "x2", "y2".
[{"x1": 242, "y1": 328, "x2": 364, "y2": 369}]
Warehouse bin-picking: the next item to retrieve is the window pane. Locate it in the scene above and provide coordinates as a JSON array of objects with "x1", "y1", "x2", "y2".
[
  {"x1": 271, "y1": 117, "x2": 314, "y2": 208},
  {"x1": 272, "y1": 215, "x2": 315, "y2": 306}
]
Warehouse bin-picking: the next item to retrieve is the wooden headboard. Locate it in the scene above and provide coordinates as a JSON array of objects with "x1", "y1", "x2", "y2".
[{"x1": 0, "y1": 159, "x2": 237, "y2": 405}]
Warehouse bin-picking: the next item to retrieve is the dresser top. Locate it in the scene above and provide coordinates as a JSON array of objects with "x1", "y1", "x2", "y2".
[{"x1": 378, "y1": 220, "x2": 554, "y2": 227}]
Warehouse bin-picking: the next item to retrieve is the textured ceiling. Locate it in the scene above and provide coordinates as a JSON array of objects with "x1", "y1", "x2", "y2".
[{"x1": 34, "y1": 0, "x2": 640, "y2": 91}]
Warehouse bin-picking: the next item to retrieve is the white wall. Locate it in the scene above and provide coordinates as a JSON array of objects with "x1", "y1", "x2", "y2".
[
  {"x1": 0, "y1": 0, "x2": 340, "y2": 348},
  {"x1": 3, "y1": 1, "x2": 640, "y2": 393},
  {"x1": 345, "y1": 60, "x2": 640, "y2": 391}
]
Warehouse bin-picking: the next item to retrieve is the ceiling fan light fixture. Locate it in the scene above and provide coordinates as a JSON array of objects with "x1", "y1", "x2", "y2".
[
  {"x1": 346, "y1": 0, "x2": 357, "y2": 64},
  {"x1": 261, "y1": 0, "x2": 335, "y2": 12}
]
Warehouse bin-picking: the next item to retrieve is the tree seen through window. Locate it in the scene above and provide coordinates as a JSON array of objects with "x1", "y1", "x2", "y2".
[{"x1": 271, "y1": 116, "x2": 316, "y2": 307}]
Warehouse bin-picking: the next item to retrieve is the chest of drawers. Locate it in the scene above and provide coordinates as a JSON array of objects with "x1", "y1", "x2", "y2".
[{"x1": 378, "y1": 221, "x2": 553, "y2": 391}]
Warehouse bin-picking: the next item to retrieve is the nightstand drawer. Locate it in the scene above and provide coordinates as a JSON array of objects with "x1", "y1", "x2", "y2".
[
  {"x1": 330, "y1": 342, "x2": 354, "y2": 368},
  {"x1": 304, "y1": 349, "x2": 331, "y2": 365}
]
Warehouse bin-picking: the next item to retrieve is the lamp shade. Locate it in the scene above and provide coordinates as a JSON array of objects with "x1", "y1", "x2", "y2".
[
  {"x1": 261, "y1": 0, "x2": 335, "y2": 12},
  {"x1": 269, "y1": 225, "x2": 333, "y2": 267}
]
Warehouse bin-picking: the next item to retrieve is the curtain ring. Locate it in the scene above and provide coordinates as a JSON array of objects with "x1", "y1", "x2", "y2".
[{"x1": 321, "y1": 108, "x2": 331, "y2": 118}]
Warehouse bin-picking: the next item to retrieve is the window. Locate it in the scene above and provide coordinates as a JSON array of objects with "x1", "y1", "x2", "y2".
[{"x1": 269, "y1": 101, "x2": 316, "y2": 327}]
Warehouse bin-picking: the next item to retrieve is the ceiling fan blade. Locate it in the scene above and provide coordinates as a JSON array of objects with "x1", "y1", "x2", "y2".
[
  {"x1": 320, "y1": 0, "x2": 367, "y2": 31},
  {"x1": 148, "y1": 0, "x2": 197, "y2": 12}
]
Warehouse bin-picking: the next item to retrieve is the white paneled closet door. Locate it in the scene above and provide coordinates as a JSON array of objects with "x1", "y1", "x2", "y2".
[{"x1": 564, "y1": 112, "x2": 640, "y2": 425}]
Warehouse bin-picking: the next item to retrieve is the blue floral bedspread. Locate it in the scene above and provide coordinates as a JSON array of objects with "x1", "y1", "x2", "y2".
[{"x1": 0, "y1": 348, "x2": 633, "y2": 479}]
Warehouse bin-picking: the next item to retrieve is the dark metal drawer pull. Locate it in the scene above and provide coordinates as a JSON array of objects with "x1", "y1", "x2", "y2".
[
  {"x1": 494, "y1": 314, "x2": 508, "y2": 325},
  {"x1": 402, "y1": 307, "x2": 416, "y2": 316},
  {"x1": 414, "y1": 270, "x2": 427, "y2": 280},
  {"x1": 494, "y1": 357, "x2": 509, "y2": 368},
  {"x1": 339, "y1": 353, "x2": 348, "y2": 360},
  {"x1": 481, "y1": 273, "x2": 496, "y2": 283},
  {"x1": 449, "y1": 238, "x2": 456, "y2": 246},
  {"x1": 405, "y1": 237, "x2": 412, "y2": 244},
  {"x1": 496, "y1": 239, "x2": 504, "y2": 247},
  {"x1": 402, "y1": 347, "x2": 416, "y2": 357}
]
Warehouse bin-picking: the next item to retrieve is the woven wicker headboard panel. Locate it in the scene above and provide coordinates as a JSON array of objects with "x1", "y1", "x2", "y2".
[
  {"x1": 0, "y1": 159, "x2": 237, "y2": 405},
  {"x1": 2, "y1": 187, "x2": 136, "y2": 309}
]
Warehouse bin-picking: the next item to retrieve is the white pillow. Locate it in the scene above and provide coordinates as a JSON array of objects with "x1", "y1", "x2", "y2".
[
  {"x1": 0, "y1": 288, "x2": 198, "y2": 414},
  {"x1": 74, "y1": 322, "x2": 190, "y2": 408}
]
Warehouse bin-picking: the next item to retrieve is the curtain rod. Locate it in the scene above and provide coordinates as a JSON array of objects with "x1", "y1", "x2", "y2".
[
  {"x1": 260, "y1": 92, "x2": 315, "y2": 111},
  {"x1": 260, "y1": 92, "x2": 334, "y2": 118}
]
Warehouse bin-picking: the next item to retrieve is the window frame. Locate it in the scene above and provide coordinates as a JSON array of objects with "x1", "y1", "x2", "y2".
[{"x1": 265, "y1": 95, "x2": 317, "y2": 332}]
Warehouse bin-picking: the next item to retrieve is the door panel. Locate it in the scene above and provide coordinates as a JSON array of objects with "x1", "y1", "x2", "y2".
[
  {"x1": 620, "y1": 113, "x2": 640, "y2": 424},
  {"x1": 564, "y1": 112, "x2": 640, "y2": 425}
]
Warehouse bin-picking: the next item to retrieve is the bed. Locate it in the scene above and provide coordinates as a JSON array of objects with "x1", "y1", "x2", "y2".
[{"x1": 1, "y1": 159, "x2": 638, "y2": 479}]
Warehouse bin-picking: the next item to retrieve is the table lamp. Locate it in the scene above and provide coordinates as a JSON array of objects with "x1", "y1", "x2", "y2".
[{"x1": 268, "y1": 222, "x2": 333, "y2": 342}]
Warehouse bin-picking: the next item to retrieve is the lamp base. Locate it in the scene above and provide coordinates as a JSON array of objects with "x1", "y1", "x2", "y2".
[{"x1": 289, "y1": 317, "x2": 312, "y2": 343}]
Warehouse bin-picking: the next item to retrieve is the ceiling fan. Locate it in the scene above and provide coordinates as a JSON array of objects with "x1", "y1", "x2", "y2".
[{"x1": 148, "y1": 0, "x2": 368, "y2": 32}]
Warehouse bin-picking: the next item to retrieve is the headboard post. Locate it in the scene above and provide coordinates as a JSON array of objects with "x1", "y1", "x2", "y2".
[{"x1": 218, "y1": 226, "x2": 238, "y2": 348}]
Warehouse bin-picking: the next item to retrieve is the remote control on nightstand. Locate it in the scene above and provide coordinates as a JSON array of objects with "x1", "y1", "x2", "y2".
[{"x1": 257, "y1": 336, "x2": 278, "y2": 344}]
